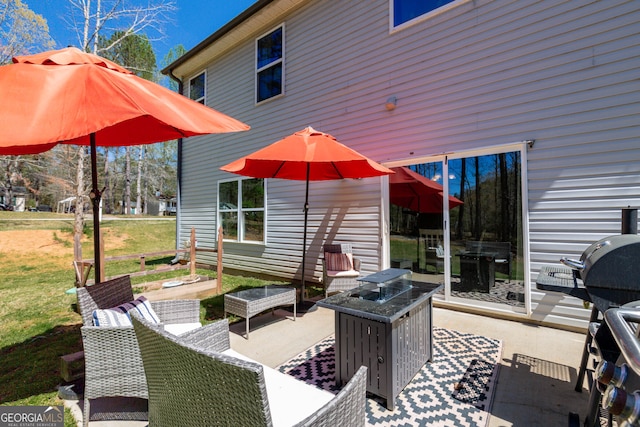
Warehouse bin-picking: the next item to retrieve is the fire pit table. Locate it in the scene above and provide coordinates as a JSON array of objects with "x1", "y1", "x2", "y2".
[
  {"x1": 224, "y1": 285, "x2": 296, "y2": 339},
  {"x1": 317, "y1": 268, "x2": 442, "y2": 410}
]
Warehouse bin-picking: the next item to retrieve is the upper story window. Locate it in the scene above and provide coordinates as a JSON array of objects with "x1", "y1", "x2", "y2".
[
  {"x1": 189, "y1": 72, "x2": 205, "y2": 104},
  {"x1": 256, "y1": 25, "x2": 284, "y2": 103},
  {"x1": 218, "y1": 178, "x2": 266, "y2": 243},
  {"x1": 392, "y1": 0, "x2": 456, "y2": 28}
]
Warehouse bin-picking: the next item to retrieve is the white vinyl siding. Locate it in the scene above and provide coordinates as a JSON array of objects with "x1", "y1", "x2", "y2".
[{"x1": 177, "y1": 0, "x2": 640, "y2": 329}]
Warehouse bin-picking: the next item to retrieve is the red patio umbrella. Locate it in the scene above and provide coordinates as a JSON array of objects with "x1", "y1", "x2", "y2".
[
  {"x1": 0, "y1": 47, "x2": 250, "y2": 283},
  {"x1": 390, "y1": 166, "x2": 463, "y2": 213},
  {"x1": 221, "y1": 126, "x2": 394, "y2": 303},
  {"x1": 390, "y1": 166, "x2": 463, "y2": 270}
]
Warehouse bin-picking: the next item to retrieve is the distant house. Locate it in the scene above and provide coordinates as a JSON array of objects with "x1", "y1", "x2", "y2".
[
  {"x1": 2, "y1": 186, "x2": 26, "y2": 211},
  {"x1": 158, "y1": 196, "x2": 177, "y2": 216},
  {"x1": 164, "y1": 0, "x2": 640, "y2": 330}
]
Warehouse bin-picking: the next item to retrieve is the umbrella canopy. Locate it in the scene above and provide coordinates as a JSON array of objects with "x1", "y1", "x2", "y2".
[
  {"x1": 0, "y1": 47, "x2": 250, "y2": 283},
  {"x1": 0, "y1": 47, "x2": 249, "y2": 154},
  {"x1": 390, "y1": 166, "x2": 463, "y2": 213},
  {"x1": 221, "y1": 126, "x2": 394, "y2": 303},
  {"x1": 221, "y1": 126, "x2": 392, "y2": 180}
]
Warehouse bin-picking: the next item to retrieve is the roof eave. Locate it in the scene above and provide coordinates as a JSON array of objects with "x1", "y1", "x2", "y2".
[{"x1": 161, "y1": 0, "x2": 276, "y2": 79}]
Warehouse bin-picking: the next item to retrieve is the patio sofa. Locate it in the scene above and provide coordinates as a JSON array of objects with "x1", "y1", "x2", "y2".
[
  {"x1": 131, "y1": 313, "x2": 368, "y2": 426},
  {"x1": 76, "y1": 275, "x2": 202, "y2": 426}
]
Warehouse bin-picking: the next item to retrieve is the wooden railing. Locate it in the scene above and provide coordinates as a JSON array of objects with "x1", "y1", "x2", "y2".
[{"x1": 73, "y1": 227, "x2": 223, "y2": 294}]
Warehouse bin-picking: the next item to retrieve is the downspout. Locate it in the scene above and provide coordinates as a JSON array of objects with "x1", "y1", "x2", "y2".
[{"x1": 168, "y1": 70, "x2": 184, "y2": 265}]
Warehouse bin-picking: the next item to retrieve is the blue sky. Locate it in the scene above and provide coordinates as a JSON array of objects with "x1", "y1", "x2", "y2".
[{"x1": 29, "y1": 0, "x2": 257, "y2": 64}]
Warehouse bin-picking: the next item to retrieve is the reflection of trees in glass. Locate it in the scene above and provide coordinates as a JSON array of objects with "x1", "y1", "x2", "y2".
[
  {"x1": 411, "y1": 162, "x2": 440, "y2": 180},
  {"x1": 219, "y1": 179, "x2": 265, "y2": 242},
  {"x1": 390, "y1": 204, "x2": 417, "y2": 235},
  {"x1": 242, "y1": 179, "x2": 264, "y2": 209},
  {"x1": 219, "y1": 181, "x2": 238, "y2": 208},
  {"x1": 455, "y1": 158, "x2": 466, "y2": 240},
  {"x1": 451, "y1": 152, "x2": 521, "y2": 245},
  {"x1": 242, "y1": 179, "x2": 264, "y2": 242}
]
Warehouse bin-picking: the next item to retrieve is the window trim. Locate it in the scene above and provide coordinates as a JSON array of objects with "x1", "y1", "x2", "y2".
[
  {"x1": 188, "y1": 71, "x2": 206, "y2": 104},
  {"x1": 255, "y1": 23, "x2": 285, "y2": 105},
  {"x1": 389, "y1": 0, "x2": 468, "y2": 33},
  {"x1": 217, "y1": 177, "x2": 267, "y2": 244}
]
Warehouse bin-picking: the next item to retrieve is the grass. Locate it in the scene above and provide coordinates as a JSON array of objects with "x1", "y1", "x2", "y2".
[{"x1": 0, "y1": 212, "x2": 285, "y2": 426}]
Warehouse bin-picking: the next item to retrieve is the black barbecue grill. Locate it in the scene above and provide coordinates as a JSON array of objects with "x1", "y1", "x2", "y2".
[{"x1": 536, "y1": 209, "x2": 640, "y2": 426}]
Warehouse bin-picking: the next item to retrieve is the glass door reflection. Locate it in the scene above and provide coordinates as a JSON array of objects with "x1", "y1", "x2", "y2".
[
  {"x1": 389, "y1": 162, "x2": 447, "y2": 284},
  {"x1": 447, "y1": 151, "x2": 525, "y2": 310}
]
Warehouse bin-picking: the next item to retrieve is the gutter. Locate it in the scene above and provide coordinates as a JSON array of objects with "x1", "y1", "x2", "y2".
[{"x1": 161, "y1": 0, "x2": 276, "y2": 77}]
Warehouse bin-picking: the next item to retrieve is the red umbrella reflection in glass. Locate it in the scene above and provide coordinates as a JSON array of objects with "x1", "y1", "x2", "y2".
[{"x1": 390, "y1": 166, "x2": 463, "y2": 213}]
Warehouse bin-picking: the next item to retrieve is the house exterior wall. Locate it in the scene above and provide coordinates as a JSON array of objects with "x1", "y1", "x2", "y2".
[{"x1": 174, "y1": 0, "x2": 640, "y2": 329}]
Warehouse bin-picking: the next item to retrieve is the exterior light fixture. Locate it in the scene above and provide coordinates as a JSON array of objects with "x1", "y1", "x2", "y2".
[{"x1": 385, "y1": 96, "x2": 397, "y2": 111}]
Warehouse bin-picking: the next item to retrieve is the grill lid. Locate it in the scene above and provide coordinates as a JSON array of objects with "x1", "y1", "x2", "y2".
[
  {"x1": 539, "y1": 234, "x2": 640, "y2": 312},
  {"x1": 580, "y1": 234, "x2": 640, "y2": 311}
]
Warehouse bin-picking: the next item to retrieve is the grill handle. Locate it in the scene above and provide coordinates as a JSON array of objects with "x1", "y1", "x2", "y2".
[
  {"x1": 604, "y1": 307, "x2": 640, "y2": 376},
  {"x1": 560, "y1": 257, "x2": 584, "y2": 270}
]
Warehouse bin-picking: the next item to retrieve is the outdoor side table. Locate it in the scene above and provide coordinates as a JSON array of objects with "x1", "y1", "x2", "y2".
[
  {"x1": 317, "y1": 268, "x2": 443, "y2": 410},
  {"x1": 224, "y1": 285, "x2": 296, "y2": 339}
]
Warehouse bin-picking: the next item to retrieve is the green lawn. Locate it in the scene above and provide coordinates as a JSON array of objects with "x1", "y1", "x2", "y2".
[{"x1": 0, "y1": 212, "x2": 283, "y2": 426}]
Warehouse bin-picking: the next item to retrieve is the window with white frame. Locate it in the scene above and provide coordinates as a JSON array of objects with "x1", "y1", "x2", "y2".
[
  {"x1": 218, "y1": 178, "x2": 265, "y2": 243},
  {"x1": 256, "y1": 25, "x2": 284, "y2": 103},
  {"x1": 189, "y1": 72, "x2": 205, "y2": 104},
  {"x1": 392, "y1": 0, "x2": 456, "y2": 28}
]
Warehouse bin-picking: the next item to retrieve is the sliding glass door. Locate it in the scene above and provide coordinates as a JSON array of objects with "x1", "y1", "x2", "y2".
[{"x1": 389, "y1": 146, "x2": 526, "y2": 313}]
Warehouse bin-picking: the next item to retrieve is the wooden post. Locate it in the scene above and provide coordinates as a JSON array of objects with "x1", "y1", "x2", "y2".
[
  {"x1": 99, "y1": 228, "x2": 105, "y2": 284},
  {"x1": 190, "y1": 228, "x2": 196, "y2": 276},
  {"x1": 73, "y1": 233, "x2": 82, "y2": 286},
  {"x1": 140, "y1": 256, "x2": 146, "y2": 271},
  {"x1": 217, "y1": 226, "x2": 223, "y2": 293}
]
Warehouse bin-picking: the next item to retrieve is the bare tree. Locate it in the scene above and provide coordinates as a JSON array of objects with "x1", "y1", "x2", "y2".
[
  {"x1": 0, "y1": 0, "x2": 54, "y2": 64},
  {"x1": 124, "y1": 146, "x2": 131, "y2": 214},
  {"x1": 142, "y1": 150, "x2": 149, "y2": 214},
  {"x1": 64, "y1": 0, "x2": 176, "y2": 56},
  {"x1": 62, "y1": 0, "x2": 175, "y2": 255},
  {"x1": 135, "y1": 147, "x2": 143, "y2": 214},
  {"x1": 0, "y1": 1, "x2": 54, "y2": 209}
]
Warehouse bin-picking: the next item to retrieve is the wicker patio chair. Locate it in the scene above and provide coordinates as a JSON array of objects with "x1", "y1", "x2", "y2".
[
  {"x1": 77, "y1": 275, "x2": 202, "y2": 427},
  {"x1": 322, "y1": 243, "x2": 361, "y2": 298},
  {"x1": 131, "y1": 313, "x2": 368, "y2": 427},
  {"x1": 420, "y1": 229, "x2": 446, "y2": 273}
]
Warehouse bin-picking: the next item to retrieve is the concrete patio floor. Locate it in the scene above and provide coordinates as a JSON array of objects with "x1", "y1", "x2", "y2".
[{"x1": 67, "y1": 293, "x2": 594, "y2": 426}]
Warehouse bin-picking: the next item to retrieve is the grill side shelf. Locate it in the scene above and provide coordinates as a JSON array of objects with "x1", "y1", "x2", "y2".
[{"x1": 536, "y1": 265, "x2": 591, "y2": 302}]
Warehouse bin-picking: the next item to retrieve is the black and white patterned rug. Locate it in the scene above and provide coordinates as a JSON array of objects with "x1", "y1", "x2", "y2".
[{"x1": 277, "y1": 327, "x2": 502, "y2": 427}]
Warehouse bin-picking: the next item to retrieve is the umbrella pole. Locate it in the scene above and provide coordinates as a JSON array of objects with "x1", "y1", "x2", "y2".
[
  {"x1": 90, "y1": 134, "x2": 102, "y2": 284},
  {"x1": 301, "y1": 164, "x2": 310, "y2": 303}
]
